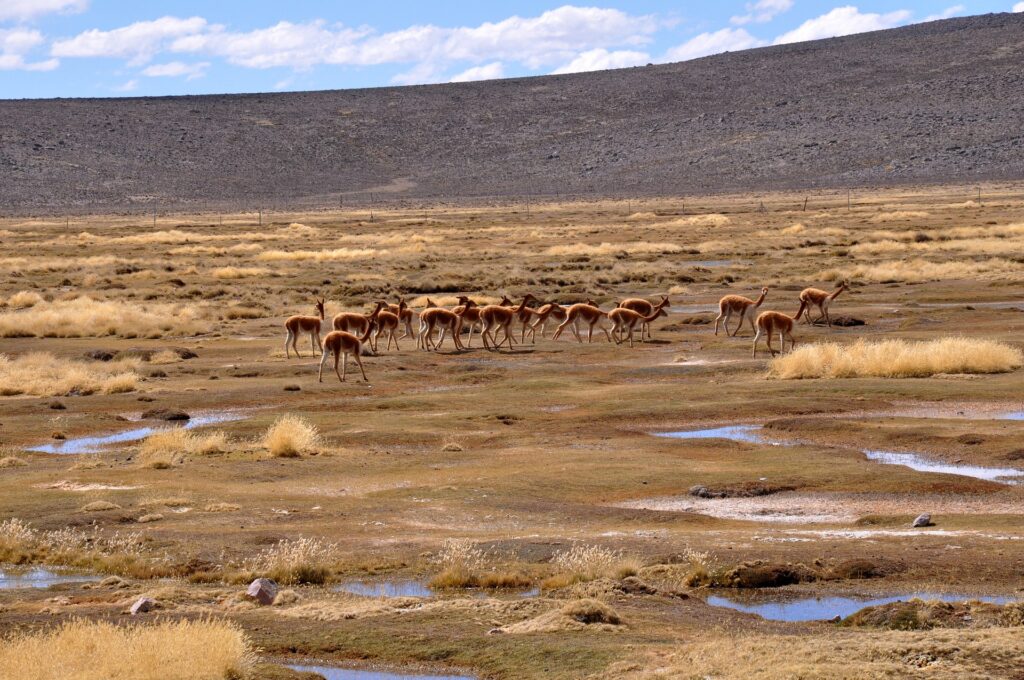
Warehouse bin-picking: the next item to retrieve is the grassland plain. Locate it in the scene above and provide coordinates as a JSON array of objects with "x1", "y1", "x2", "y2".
[{"x1": 0, "y1": 184, "x2": 1022, "y2": 679}]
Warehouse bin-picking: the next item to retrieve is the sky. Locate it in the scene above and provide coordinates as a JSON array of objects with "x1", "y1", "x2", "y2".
[{"x1": 1, "y1": 1, "x2": 1022, "y2": 99}]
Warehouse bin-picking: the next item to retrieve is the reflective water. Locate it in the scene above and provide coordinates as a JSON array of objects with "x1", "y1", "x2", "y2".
[
  {"x1": 1002, "y1": 411, "x2": 1024, "y2": 421},
  {"x1": 655, "y1": 425, "x2": 768, "y2": 445},
  {"x1": 28, "y1": 412, "x2": 245, "y2": 454},
  {"x1": 287, "y1": 665, "x2": 473, "y2": 680},
  {"x1": 707, "y1": 592, "x2": 1017, "y2": 622},
  {"x1": 864, "y1": 450, "x2": 1023, "y2": 484},
  {"x1": 335, "y1": 579, "x2": 539, "y2": 599},
  {"x1": 0, "y1": 566, "x2": 101, "y2": 589}
]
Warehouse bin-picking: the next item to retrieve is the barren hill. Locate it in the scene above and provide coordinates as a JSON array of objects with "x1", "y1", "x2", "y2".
[{"x1": 2, "y1": 13, "x2": 1024, "y2": 214}]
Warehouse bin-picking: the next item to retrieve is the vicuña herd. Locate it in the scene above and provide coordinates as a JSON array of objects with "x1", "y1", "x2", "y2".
[{"x1": 284, "y1": 282, "x2": 850, "y2": 382}]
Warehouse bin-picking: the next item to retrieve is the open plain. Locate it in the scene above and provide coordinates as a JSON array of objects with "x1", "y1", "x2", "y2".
[{"x1": 1, "y1": 185, "x2": 1023, "y2": 679}]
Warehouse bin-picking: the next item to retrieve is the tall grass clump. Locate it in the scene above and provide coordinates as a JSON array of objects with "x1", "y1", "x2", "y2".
[
  {"x1": 0, "y1": 353, "x2": 138, "y2": 396},
  {"x1": 257, "y1": 247, "x2": 377, "y2": 262},
  {"x1": 244, "y1": 537, "x2": 337, "y2": 584},
  {"x1": 262, "y1": 415, "x2": 320, "y2": 457},
  {"x1": 210, "y1": 266, "x2": 271, "y2": 279},
  {"x1": 543, "y1": 544, "x2": 641, "y2": 589},
  {"x1": 0, "y1": 297, "x2": 205, "y2": 338},
  {"x1": 544, "y1": 242, "x2": 682, "y2": 257},
  {"x1": 4, "y1": 291, "x2": 43, "y2": 309},
  {"x1": 428, "y1": 539, "x2": 533, "y2": 590},
  {"x1": 821, "y1": 258, "x2": 1023, "y2": 283},
  {"x1": 138, "y1": 429, "x2": 227, "y2": 468},
  {"x1": 769, "y1": 338, "x2": 1023, "y2": 379},
  {"x1": 0, "y1": 619, "x2": 253, "y2": 680}
]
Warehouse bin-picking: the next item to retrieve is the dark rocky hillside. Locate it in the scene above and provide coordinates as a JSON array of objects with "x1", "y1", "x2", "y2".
[{"x1": 2, "y1": 13, "x2": 1023, "y2": 214}]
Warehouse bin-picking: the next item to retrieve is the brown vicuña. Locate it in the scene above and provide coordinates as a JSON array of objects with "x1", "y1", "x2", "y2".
[
  {"x1": 477, "y1": 294, "x2": 538, "y2": 350},
  {"x1": 799, "y1": 281, "x2": 847, "y2": 327},
  {"x1": 617, "y1": 295, "x2": 670, "y2": 340},
  {"x1": 552, "y1": 301, "x2": 612, "y2": 344},
  {"x1": 419, "y1": 299, "x2": 474, "y2": 351},
  {"x1": 333, "y1": 301, "x2": 385, "y2": 335},
  {"x1": 715, "y1": 287, "x2": 768, "y2": 337},
  {"x1": 284, "y1": 298, "x2": 325, "y2": 358},
  {"x1": 318, "y1": 323, "x2": 376, "y2": 383},
  {"x1": 608, "y1": 296, "x2": 669, "y2": 347},
  {"x1": 372, "y1": 299, "x2": 405, "y2": 352},
  {"x1": 752, "y1": 306, "x2": 803, "y2": 357},
  {"x1": 386, "y1": 297, "x2": 415, "y2": 339}
]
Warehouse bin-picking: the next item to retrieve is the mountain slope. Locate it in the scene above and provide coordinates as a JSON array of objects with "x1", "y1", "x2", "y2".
[{"x1": 2, "y1": 13, "x2": 1023, "y2": 213}]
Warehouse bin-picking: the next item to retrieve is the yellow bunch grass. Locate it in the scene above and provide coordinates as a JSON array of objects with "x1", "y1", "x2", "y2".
[
  {"x1": 0, "y1": 297, "x2": 204, "y2": 338},
  {"x1": 0, "y1": 353, "x2": 138, "y2": 396},
  {"x1": 769, "y1": 338, "x2": 1022, "y2": 379}
]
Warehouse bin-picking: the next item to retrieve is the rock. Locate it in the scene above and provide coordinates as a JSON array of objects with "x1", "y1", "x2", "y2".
[
  {"x1": 100, "y1": 575, "x2": 129, "y2": 589},
  {"x1": 912, "y1": 513, "x2": 932, "y2": 527},
  {"x1": 48, "y1": 400, "x2": 66, "y2": 410},
  {"x1": 137, "y1": 513, "x2": 163, "y2": 523},
  {"x1": 830, "y1": 316, "x2": 865, "y2": 327},
  {"x1": 246, "y1": 578, "x2": 279, "y2": 605},
  {"x1": 130, "y1": 597, "x2": 156, "y2": 615},
  {"x1": 141, "y1": 408, "x2": 190, "y2": 421},
  {"x1": 85, "y1": 350, "x2": 115, "y2": 362},
  {"x1": 283, "y1": 384, "x2": 301, "y2": 392},
  {"x1": 615, "y1": 576, "x2": 658, "y2": 595},
  {"x1": 688, "y1": 485, "x2": 710, "y2": 498}
]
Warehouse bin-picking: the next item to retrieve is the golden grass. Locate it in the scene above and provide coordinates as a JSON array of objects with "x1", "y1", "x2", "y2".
[
  {"x1": 780, "y1": 223, "x2": 806, "y2": 234},
  {"x1": 502, "y1": 599, "x2": 623, "y2": 634},
  {"x1": 769, "y1": 338, "x2": 1023, "y2": 379},
  {"x1": 243, "y1": 537, "x2": 336, "y2": 585},
  {"x1": 204, "y1": 502, "x2": 240, "y2": 512},
  {"x1": 0, "y1": 618, "x2": 253, "y2": 680},
  {"x1": 138, "y1": 429, "x2": 227, "y2": 468},
  {"x1": 544, "y1": 242, "x2": 682, "y2": 257},
  {"x1": 870, "y1": 210, "x2": 930, "y2": 222},
  {"x1": 0, "y1": 456, "x2": 27, "y2": 468},
  {"x1": 256, "y1": 247, "x2": 377, "y2": 262},
  {"x1": 611, "y1": 628, "x2": 1024, "y2": 679},
  {"x1": 666, "y1": 214, "x2": 731, "y2": 227},
  {"x1": 209, "y1": 266, "x2": 271, "y2": 279},
  {"x1": 262, "y1": 415, "x2": 320, "y2": 457},
  {"x1": 542, "y1": 545, "x2": 641, "y2": 589},
  {"x1": 0, "y1": 297, "x2": 205, "y2": 338},
  {"x1": 79, "y1": 501, "x2": 121, "y2": 512},
  {"x1": 4, "y1": 291, "x2": 43, "y2": 309},
  {"x1": 821, "y1": 258, "x2": 1023, "y2": 283},
  {"x1": 0, "y1": 353, "x2": 138, "y2": 397}
]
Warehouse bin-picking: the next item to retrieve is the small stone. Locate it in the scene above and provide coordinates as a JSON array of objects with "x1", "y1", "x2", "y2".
[
  {"x1": 137, "y1": 513, "x2": 163, "y2": 523},
  {"x1": 688, "y1": 485, "x2": 710, "y2": 498},
  {"x1": 283, "y1": 384, "x2": 301, "y2": 391},
  {"x1": 130, "y1": 597, "x2": 156, "y2": 615},
  {"x1": 48, "y1": 401, "x2": 66, "y2": 410},
  {"x1": 85, "y1": 350, "x2": 115, "y2": 362},
  {"x1": 912, "y1": 513, "x2": 932, "y2": 528},
  {"x1": 246, "y1": 578, "x2": 278, "y2": 605}
]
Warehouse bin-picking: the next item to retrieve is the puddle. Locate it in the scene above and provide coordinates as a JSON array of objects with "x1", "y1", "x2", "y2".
[
  {"x1": 335, "y1": 579, "x2": 539, "y2": 600},
  {"x1": 336, "y1": 580, "x2": 433, "y2": 598},
  {"x1": 863, "y1": 450, "x2": 1024, "y2": 484},
  {"x1": 287, "y1": 665, "x2": 473, "y2": 680},
  {"x1": 669, "y1": 303, "x2": 717, "y2": 315},
  {"x1": 680, "y1": 260, "x2": 735, "y2": 268},
  {"x1": 28, "y1": 411, "x2": 246, "y2": 454},
  {"x1": 707, "y1": 592, "x2": 1018, "y2": 622},
  {"x1": 654, "y1": 425, "x2": 772, "y2": 445},
  {"x1": 0, "y1": 566, "x2": 101, "y2": 589},
  {"x1": 653, "y1": 425, "x2": 1024, "y2": 483},
  {"x1": 1003, "y1": 411, "x2": 1024, "y2": 421}
]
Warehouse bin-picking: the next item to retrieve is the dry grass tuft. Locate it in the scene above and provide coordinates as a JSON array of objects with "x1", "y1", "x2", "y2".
[
  {"x1": 780, "y1": 223, "x2": 806, "y2": 234},
  {"x1": 543, "y1": 544, "x2": 641, "y2": 589},
  {"x1": 0, "y1": 456, "x2": 27, "y2": 468},
  {"x1": 769, "y1": 338, "x2": 1022, "y2": 379},
  {"x1": 210, "y1": 266, "x2": 271, "y2": 279},
  {"x1": 4, "y1": 291, "x2": 44, "y2": 309},
  {"x1": 244, "y1": 537, "x2": 337, "y2": 585},
  {"x1": 821, "y1": 258, "x2": 1023, "y2": 283},
  {"x1": 257, "y1": 247, "x2": 377, "y2": 262},
  {"x1": 141, "y1": 429, "x2": 227, "y2": 459},
  {"x1": 0, "y1": 353, "x2": 138, "y2": 397},
  {"x1": 0, "y1": 618, "x2": 253, "y2": 680},
  {"x1": 204, "y1": 502, "x2": 240, "y2": 512},
  {"x1": 667, "y1": 214, "x2": 731, "y2": 228},
  {"x1": 80, "y1": 501, "x2": 121, "y2": 512},
  {"x1": 870, "y1": 210, "x2": 930, "y2": 222},
  {"x1": 0, "y1": 297, "x2": 204, "y2": 338},
  {"x1": 544, "y1": 242, "x2": 682, "y2": 257},
  {"x1": 501, "y1": 598, "x2": 624, "y2": 634},
  {"x1": 262, "y1": 415, "x2": 320, "y2": 457}
]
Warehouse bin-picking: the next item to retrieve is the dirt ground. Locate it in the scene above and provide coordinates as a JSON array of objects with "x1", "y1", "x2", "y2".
[{"x1": 0, "y1": 184, "x2": 1022, "y2": 678}]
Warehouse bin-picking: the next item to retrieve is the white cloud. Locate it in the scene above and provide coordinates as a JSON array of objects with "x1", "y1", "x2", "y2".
[
  {"x1": 663, "y1": 27, "x2": 765, "y2": 62},
  {"x1": 1014, "y1": 2, "x2": 1024, "y2": 11},
  {"x1": 0, "y1": 27, "x2": 59, "y2": 71},
  {"x1": 55, "y1": 6, "x2": 658, "y2": 85},
  {"x1": 774, "y1": 6, "x2": 911, "y2": 44},
  {"x1": 731, "y1": 0, "x2": 794, "y2": 25},
  {"x1": 450, "y1": 61, "x2": 504, "y2": 82},
  {"x1": 114, "y1": 79, "x2": 138, "y2": 92},
  {"x1": 551, "y1": 48, "x2": 648, "y2": 74},
  {"x1": 51, "y1": 16, "x2": 209, "y2": 65},
  {"x1": 0, "y1": 0, "x2": 87, "y2": 21},
  {"x1": 924, "y1": 5, "x2": 965, "y2": 21},
  {"x1": 141, "y1": 60, "x2": 210, "y2": 79}
]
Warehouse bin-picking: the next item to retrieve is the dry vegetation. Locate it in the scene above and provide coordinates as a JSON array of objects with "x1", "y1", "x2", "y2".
[
  {"x1": 0, "y1": 619, "x2": 253, "y2": 680},
  {"x1": 0, "y1": 188, "x2": 1023, "y2": 678},
  {"x1": 770, "y1": 337, "x2": 1023, "y2": 379}
]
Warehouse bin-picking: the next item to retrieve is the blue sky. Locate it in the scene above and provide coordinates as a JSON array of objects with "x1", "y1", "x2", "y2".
[{"x1": 1, "y1": 1, "x2": 1021, "y2": 98}]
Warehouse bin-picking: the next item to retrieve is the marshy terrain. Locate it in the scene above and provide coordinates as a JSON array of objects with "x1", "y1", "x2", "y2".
[{"x1": 0, "y1": 185, "x2": 1023, "y2": 679}]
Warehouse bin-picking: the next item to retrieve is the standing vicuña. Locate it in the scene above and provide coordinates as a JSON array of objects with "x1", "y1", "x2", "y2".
[
  {"x1": 752, "y1": 306, "x2": 803, "y2": 357},
  {"x1": 551, "y1": 302, "x2": 611, "y2": 343},
  {"x1": 477, "y1": 294, "x2": 538, "y2": 350},
  {"x1": 799, "y1": 281, "x2": 847, "y2": 327},
  {"x1": 715, "y1": 287, "x2": 768, "y2": 337},
  {"x1": 284, "y1": 298, "x2": 325, "y2": 358},
  {"x1": 319, "y1": 323, "x2": 376, "y2": 382}
]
